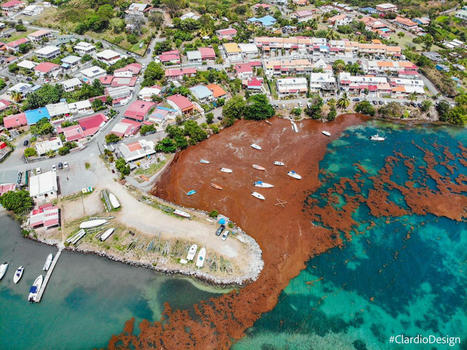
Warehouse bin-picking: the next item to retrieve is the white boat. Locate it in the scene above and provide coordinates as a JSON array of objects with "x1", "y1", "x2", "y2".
[
  {"x1": 187, "y1": 244, "x2": 198, "y2": 261},
  {"x1": 174, "y1": 209, "x2": 191, "y2": 219},
  {"x1": 251, "y1": 192, "x2": 265, "y2": 200},
  {"x1": 100, "y1": 228, "x2": 115, "y2": 242},
  {"x1": 210, "y1": 183, "x2": 223, "y2": 190},
  {"x1": 254, "y1": 181, "x2": 274, "y2": 188},
  {"x1": 13, "y1": 266, "x2": 24, "y2": 284},
  {"x1": 0, "y1": 262, "x2": 8, "y2": 280},
  {"x1": 287, "y1": 171, "x2": 302, "y2": 180},
  {"x1": 220, "y1": 168, "x2": 232, "y2": 173},
  {"x1": 322, "y1": 131, "x2": 331, "y2": 137},
  {"x1": 273, "y1": 161, "x2": 285, "y2": 166},
  {"x1": 43, "y1": 253, "x2": 53, "y2": 271},
  {"x1": 199, "y1": 159, "x2": 210, "y2": 164},
  {"x1": 28, "y1": 275, "x2": 43, "y2": 302},
  {"x1": 196, "y1": 248, "x2": 206, "y2": 268},
  {"x1": 370, "y1": 134, "x2": 385, "y2": 141},
  {"x1": 252, "y1": 164, "x2": 266, "y2": 171},
  {"x1": 108, "y1": 193, "x2": 120, "y2": 209},
  {"x1": 79, "y1": 219, "x2": 107, "y2": 229},
  {"x1": 66, "y1": 229, "x2": 86, "y2": 245},
  {"x1": 250, "y1": 143, "x2": 262, "y2": 150}
]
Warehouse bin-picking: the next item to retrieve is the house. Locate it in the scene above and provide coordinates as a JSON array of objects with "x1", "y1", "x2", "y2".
[
  {"x1": 235, "y1": 62, "x2": 254, "y2": 79},
  {"x1": 8, "y1": 82, "x2": 32, "y2": 97},
  {"x1": 206, "y1": 84, "x2": 227, "y2": 99},
  {"x1": 455, "y1": 9, "x2": 467, "y2": 21},
  {"x1": 291, "y1": 10, "x2": 315, "y2": 23},
  {"x1": 189, "y1": 85, "x2": 213, "y2": 103},
  {"x1": 247, "y1": 15, "x2": 277, "y2": 27},
  {"x1": 376, "y1": 3, "x2": 397, "y2": 13},
  {"x1": 167, "y1": 94, "x2": 194, "y2": 114},
  {"x1": 390, "y1": 77, "x2": 425, "y2": 94},
  {"x1": 311, "y1": 58, "x2": 333, "y2": 73},
  {"x1": 74, "y1": 42, "x2": 95, "y2": 55},
  {"x1": 3, "y1": 112, "x2": 27, "y2": 129},
  {"x1": 62, "y1": 78, "x2": 82, "y2": 92},
  {"x1": 223, "y1": 43, "x2": 242, "y2": 61},
  {"x1": 6, "y1": 37, "x2": 29, "y2": 52},
  {"x1": 25, "y1": 107, "x2": 50, "y2": 125},
  {"x1": 180, "y1": 12, "x2": 200, "y2": 21},
  {"x1": 68, "y1": 100, "x2": 93, "y2": 114},
  {"x1": 0, "y1": 183, "x2": 15, "y2": 196},
  {"x1": 106, "y1": 86, "x2": 132, "y2": 102},
  {"x1": 148, "y1": 106, "x2": 176, "y2": 127},
  {"x1": 338, "y1": 72, "x2": 390, "y2": 94},
  {"x1": 263, "y1": 58, "x2": 313, "y2": 77},
  {"x1": 81, "y1": 66, "x2": 106, "y2": 80},
  {"x1": 114, "y1": 63, "x2": 142, "y2": 77},
  {"x1": 244, "y1": 77, "x2": 264, "y2": 94},
  {"x1": 413, "y1": 17, "x2": 430, "y2": 25},
  {"x1": 46, "y1": 102, "x2": 70, "y2": 118},
  {"x1": 165, "y1": 67, "x2": 197, "y2": 80},
  {"x1": 34, "y1": 62, "x2": 60, "y2": 77},
  {"x1": 22, "y1": 4, "x2": 43, "y2": 16},
  {"x1": 124, "y1": 100, "x2": 155, "y2": 121},
  {"x1": 61, "y1": 55, "x2": 81, "y2": 69},
  {"x1": 17, "y1": 59, "x2": 36, "y2": 70},
  {"x1": 111, "y1": 118, "x2": 141, "y2": 137},
  {"x1": 186, "y1": 50, "x2": 202, "y2": 64},
  {"x1": 238, "y1": 43, "x2": 259, "y2": 58},
  {"x1": 309, "y1": 72, "x2": 337, "y2": 91},
  {"x1": 359, "y1": 7, "x2": 378, "y2": 14},
  {"x1": 361, "y1": 59, "x2": 418, "y2": 74},
  {"x1": 328, "y1": 14, "x2": 351, "y2": 26},
  {"x1": 138, "y1": 86, "x2": 162, "y2": 101},
  {"x1": 393, "y1": 16, "x2": 418, "y2": 31},
  {"x1": 1, "y1": 0, "x2": 24, "y2": 12},
  {"x1": 96, "y1": 49, "x2": 121, "y2": 65},
  {"x1": 216, "y1": 28, "x2": 237, "y2": 40},
  {"x1": 59, "y1": 124, "x2": 85, "y2": 142},
  {"x1": 276, "y1": 77, "x2": 308, "y2": 97},
  {"x1": 28, "y1": 29, "x2": 53, "y2": 42},
  {"x1": 158, "y1": 50, "x2": 180, "y2": 64},
  {"x1": 29, "y1": 171, "x2": 58, "y2": 203},
  {"x1": 35, "y1": 45, "x2": 60, "y2": 59},
  {"x1": 253, "y1": 3, "x2": 271, "y2": 11},
  {"x1": 118, "y1": 139, "x2": 155, "y2": 162},
  {"x1": 77, "y1": 113, "x2": 107, "y2": 136},
  {"x1": 35, "y1": 137, "x2": 63, "y2": 155},
  {"x1": 29, "y1": 204, "x2": 59, "y2": 229},
  {"x1": 199, "y1": 47, "x2": 216, "y2": 60},
  {"x1": 0, "y1": 99, "x2": 11, "y2": 112},
  {"x1": 127, "y1": 3, "x2": 151, "y2": 14}
]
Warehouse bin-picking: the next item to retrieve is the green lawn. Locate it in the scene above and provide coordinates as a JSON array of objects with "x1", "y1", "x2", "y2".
[{"x1": 4, "y1": 30, "x2": 33, "y2": 43}]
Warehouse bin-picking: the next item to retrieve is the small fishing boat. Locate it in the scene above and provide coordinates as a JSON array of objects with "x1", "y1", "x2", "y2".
[
  {"x1": 210, "y1": 183, "x2": 223, "y2": 190},
  {"x1": 108, "y1": 193, "x2": 120, "y2": 209},
  {"x1": 43, "y1": 253, "x2": 53, "y2": 271},
  {"x1": 252, "y1": 164, "x2": 266, "y2": 171},
  {"x1": 322, "y1": 131, "x2": 331, "y2": 137},
  {"x1": 0, "y1": 262, "x2": 8, "y2": 280},
  {"x1": 287, "y1": 171, "x2": 302, "y2": 180},
  {"x1": 273, "y1": 161, "x2": 285, "y2": 166},
  {"x1": 187, "y1": 244, "x2": 198, "y2": 261},
  {"x1": 66, "y1": 229, "x2": 86, "y2": 245},
  {"x1": 13, "y1": 266, "x2": 24, "y2": 284},
  {"x1": 220, "y1": 168, "x2": 232, "y2": 173},
  {"x1": 174, "y1": 209, "x2": 191, "y2": 219},
  {"x1": 100, "y1": 228, "x2": 115, "y2": 242},
  {"x1": 370, "y1": 134, "x2": 385, "y2": 141},
  {"x1": 199, "y1": 159, "x2": 210, "y2": 164},
  {"x1": 186, "y1": 190, "x2": 197, "y2": 196},
  {"x1": 28, "y1": 275, "x2": 43, "y2": 302},
  {"x1": 250, "y1": 143, "x2": 262, "y2": 150},
  {"x1": 251, "y1": 192, "x2": 265, "y2": 200},
  {"x1": 79, "y1": 219, "x2": 107, "y2": 229},
  {"x1": 196, "y1": 248, "x2": 206, "y2": 268},
  {"x1": 254, "y1": 181, "x2": 274, "y2": 188}
]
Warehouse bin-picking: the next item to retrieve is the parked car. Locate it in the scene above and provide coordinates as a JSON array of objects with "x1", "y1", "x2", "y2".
[
  {"x1": 35, "y1": 167, "x2": 41, "y2": 174},
  {"x1": 221, "y1": 231, "x2": 230, "y2": 241},
  {"x1": 216, "y1": 225, "x2": 225, "y2": 236},
  {"x1": 58, "y1": 162, "x2": 63, "y2": 170},
  {"x1": 352, "y1": 98, "x2": 360, "y2": 102},
  {"x1": 23, "y1": 140, "x2": 29, "y2": 146},
  {"x1": 52, "y1": 164, "x2": 56, "y2": 171},
  {"x1": 17, "y1": 172, "x2": 22, "y2": 185},
  {"x1": 63, "y1": 161, "x2": 69, "y2": 168}
]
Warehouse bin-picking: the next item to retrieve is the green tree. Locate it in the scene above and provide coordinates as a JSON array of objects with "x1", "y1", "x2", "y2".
[
  {"x1": 243, "y1": 94, "x2": 274, "y2": 120},
  {"x1": 355, "y1": 101, "x2": 375, "y2": 116},
  {"x1": 327, "y1": 106, "x2": 337, "y2": 121},
  {"x1": 420, "y1": 100, "x2": 432, "y2": 112},
  {"x1": 337, "y1": 94, "x2": 350, "y2": 110},
  {"x1": 222, "y1": 95, "x2": 246, "y2": 120},
  {"x1": 305, "y1": 95, "x2": 323, "y2": 120},
  {"x1": 156, "y1": 137, "x2": 177, "y2": 153},
  {"x1": 115, "y1": 157, "x2": 130, "y2": 177},
  {"x1": 206, "y1": 112, "x2": 214, "y2": 124},
  {"x1": 140, "y1": 124, "x2": 156, "y2": 135},
  {"x1": 30, "y1": 118, "x2": 54, "y2": 136},
  {"x1": 24, "y1": 147, "x2": 37, "y2": 157},
  {"x1": 142, "y1": 62, "x2": 164, "y2": 87},
  {"x1": 0, "y1": 190, "x2": 34, "y2": 215},
  {"x1": 105, "y1": 133, "x2": 121, "y2": 144}
]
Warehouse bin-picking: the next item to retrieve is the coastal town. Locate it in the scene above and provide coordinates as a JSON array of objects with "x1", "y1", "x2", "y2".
[{"x1": 0, "y1": 0, "x2": 465, "y2": 347}]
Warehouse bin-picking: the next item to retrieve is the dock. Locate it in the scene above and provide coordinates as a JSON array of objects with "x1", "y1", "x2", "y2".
[{"x1": 35, "y1": 246, "x2": 63, "y2": 303}]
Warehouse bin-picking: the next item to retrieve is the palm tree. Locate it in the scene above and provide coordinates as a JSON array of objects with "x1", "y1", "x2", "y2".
[
  {"x1": 337, "y1": 93, "x2": 350, "y2": 110},
  {"x1": 11, "y1": 91, "x2": 22, "y2": 103},
  {"x1": 326, "y1": 29, "x2": 339, "y2": 40}
]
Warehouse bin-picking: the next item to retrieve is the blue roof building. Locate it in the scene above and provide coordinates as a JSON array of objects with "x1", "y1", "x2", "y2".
[
  {"x1": 360, "y1": 7, "x2": 378, "y2": 14},
  {"x1": 248, "y1": 15, "x2": 277, "y2": 27},
  {"x1": 25, "y1": 107, "x2": 51, "y2": 125}
]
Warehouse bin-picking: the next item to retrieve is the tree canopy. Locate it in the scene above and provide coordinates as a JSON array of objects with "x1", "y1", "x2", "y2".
[{"x1": 0, "y1": 190, "x2": 34, "y2": 215}]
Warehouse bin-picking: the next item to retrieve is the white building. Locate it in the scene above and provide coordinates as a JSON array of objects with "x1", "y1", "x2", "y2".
[
  {"x1": 118, "y1": 139, "x2": 156, "y2": 162},
  {"x1": 138, "y1": 86, "x2": 162, "y2": 101},
  {"x1": 68, "y1": 100, "x2": 93, "y2": 114},
  {"x1": 23, "y1": 4, "x2": 43, "y2": 16},
  {"x1": 186, "y1": 50, "x2": 202, "y2": 64},
  {"x1": 46, "y1": 102, "x2": 70, "y2": 118},
  {"x1": 238, "y1": 43, "x2": 259, "y2": 58},
  {"x1": 96, "y1": 49, "x2": 122, "y2": 65},
  {"x1": 17, "y1": 59, "x2": 36, "y2": 70},
  {"x1": 62, "y1": 78, "x2": 82, "y2": 92},
  {"x1": 35, "y1": 45, "x2": 60, "y2": 59},
  {"x1": 80, "y1": 66, "x2": 106, "y2": 80},
  {"x1": 35, "y1": 137, "x2": 63, "y2": 156},
  {"x1": 74, "y1": 42, "x2": 96, "y2": 56},
  {"x1": 276, "y1": 77, "x2": 308, "y2": 97},
  {"x1": 107, "y1": 86, "x2": 132, "y2": 100},
  {"x1": 29, "y1": 171, "x2": 58, "y2": 203},
  {"x1": 309, "y1": 72, "x2": 337, "y2": 91}
]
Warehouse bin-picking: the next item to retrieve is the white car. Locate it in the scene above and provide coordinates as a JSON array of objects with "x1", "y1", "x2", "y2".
[
  {"x1": 52, "y1": 165, "x2": 56, "y2": 171},
  {"x1": 221, "y1": 231, "x2": 230, "y2": 241},
  {"x1": 63, "y1": 161, "x2": 69, "y2": 168},
  {"x1": 35, "y1": 167, "x2": 41, "y2": 174}
]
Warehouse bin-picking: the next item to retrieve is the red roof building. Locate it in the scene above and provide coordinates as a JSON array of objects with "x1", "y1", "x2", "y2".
[
  {"x1": 99, "y1": 75, "x2": 114, "y2": 85},
  {"x1": 216, "y1": 28, "x2": 237, "y2": 40},
  {"x1": 111, "y1": 118, "x2": 141, "y2": 137},
  {"x1": 78, "y1": 113, "x2": 108, "y2": 136},
  {"x1": 3, "y1": 112, "x2": 27, "y2": 129},
  {"x1": 6, "y1": 37, "x2": 29, "y2": 50},
  {"x1": 0, "y1": 183, "x2": 16, "y2": 196},
  {"x1": 29, "y1": 203, "x2": 59, "y2": 229},
  {"x1": 0, "y1": 99, "x2": 11, "y2": 111},
  {"x1": 34, "y1": 62, "x2": 59, "y2": 74},
  {"x1": 199, "y1": 47, "x2": 216, "y2": 60},
  {"x1": 114, "y1": 63, "x2": 142, "y2": 75},
  {"x1": 165, "y1": 67, "x2": 197, "y2": 79},
  {"x1": 1, "y1": 0, "x2": 24, "y2": 10},
  {"x1": 59, "y1": 124, "x2": 85, "y2": 142},
  {"x1": 167, "y1": 94, "x2": 194, "y2": 114},
  {"x1": 159, "y1": 50, "x2": 180, "y2": 64},
  {"x1": 124, "y1": 100, "x2": 155, "y2": 121}
]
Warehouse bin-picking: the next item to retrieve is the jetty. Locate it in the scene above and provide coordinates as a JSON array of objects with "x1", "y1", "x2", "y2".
[{"x1": 35, "y1": 246, "x2": 63, "y2": 303}]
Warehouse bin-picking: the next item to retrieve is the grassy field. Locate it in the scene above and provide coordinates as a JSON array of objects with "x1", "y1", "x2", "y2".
[{"x1": 4, "y1": 30, "x2": 34, "y2": 43}]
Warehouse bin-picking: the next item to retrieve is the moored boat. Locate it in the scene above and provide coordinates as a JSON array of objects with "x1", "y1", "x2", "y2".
[
  {"x1": 322, "y1": 131, "x2": 331, "y2": 137},
  {"x1": 108, "y1": 193, "x2": 120, "y2": 209},
  {"x1": 79, "y1": 219, "x2": 107, "y2": 229},
  {"x1": 43, "y1": 253, "x2": 53, "y2": 271},
  {"x1": 370, "y1": 134, "x2": 385, "y2": 141},
  {"x1": 100, "y1": 228, "x2": 115, "y2": 242},
  {"x1": 251, "y1": 192, "x2": 266, "y2": 200},
  {"x1": 252, "y1": 164, "x2": 266, "y2": 171},
  {"x1": 210, "y1": 183, "x2": 223, "y2": 190},
  {"x1": 220, "y1": 168, "x2": 232, "y2": 173},
  {"x1": 187, "y1": 244, "x2": 198, "y2": 261},
  {"x1": 199, "y1": 159, "x2": 210, "y2": 164},
  {"x1": 196, "y1": 248, "x2": 206, "y2": 268},
  {"x1": 174, "y1": 209, "x2": 191, "y2": 219},
  {"x1": 186, "y1": 190, "x2": 197, "y2": 196},
  {"x1": 13, "y1": 266, "x2": 24, "y2": 284},
  {"x1": 0, "y1": 262, "x2": 8, "y2": 280},
  {"x1": 28, "y1": 275, "x2": 43, "y2": 302},
  {"x1": 287, "y1": 171, "x2": 302, "y2": 180},
  {"x1": 254, "y1": 181, "x2": 274, "y2": 188},
  {"x1": 273, "y1": 161, "x2": 285, "y2": 166},
  {"x1": 250, "y1": 143, "x2": 262, "y2": 150}
]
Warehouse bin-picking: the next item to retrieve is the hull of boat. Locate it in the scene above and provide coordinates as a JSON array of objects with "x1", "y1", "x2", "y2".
[
  {"x1": 108, "y1": 193, "x2": 120, "y2": 209},
  {"x1": 210, "y1": 183, "x2": 223, "y2": 190},
  {"x1": 220, "y1": 168, "x2": 232, "y2": 173},
  {"x1": 43, "y1": 254, "x2": 53, "y2": 271},
  {"x1": 196, "y1": 248, "x2": 206, "y2": 268},
  {"x1": 250, "y1": 144, "x2": 262, "y2": 150},
  {"x1": 80, "y1": 219, "x2": 107, "y2": 229},
  {"x1": 100, "y1": 228, "x2": 115, "y2": 242},
  {"x1": 252, "y1": 164, "x2": 266, "y2": 171},
  {"x1": 254, "y1": 182, "x2": 274, "y2": 188},
  {"x1": 13, "y1": 267, "x2": 24, "y2": 284},
  {"x1": 322, "y1": 131, "x2": 331, "y2": 137},
  {"x1": 187, "y1": 244, "x2": 198, "y2": 261},
  {"x1": 273, "y1": 161, "x2": 285, "y2": 166},
  {"x1": 199, "y1": 159, "x2": 210, "y2": 164},
  {"x1": 0, "y1": 263, "x2": 8, "y2": 280},
  {"x1": 28, "y1": 275, "x2": 43, "y2": 302},
  {"x1": 174, "y1": 209, "x2": 191, "y2": 218},
  {"x1": 251, "y1": 192, "x2": 265, "y2": 200},
  {"x1": 287, "y1": 172, "x2": 302, "y2": 180}
]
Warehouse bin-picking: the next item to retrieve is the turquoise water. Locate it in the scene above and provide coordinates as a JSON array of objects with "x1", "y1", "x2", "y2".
[
  {"x1": 0, "y1": 214, "x2": 222, "y2": 349},
  {"x1": 234, "y1": 122, "x2": 467, "y2": 350}
]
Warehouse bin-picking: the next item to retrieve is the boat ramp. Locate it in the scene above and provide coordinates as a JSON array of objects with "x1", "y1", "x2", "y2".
[{"x1": 34, "y1": 246, "x2": 63, "y2": 303}]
